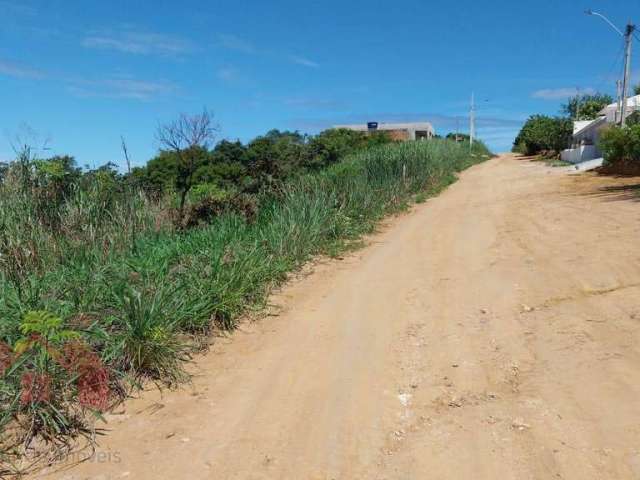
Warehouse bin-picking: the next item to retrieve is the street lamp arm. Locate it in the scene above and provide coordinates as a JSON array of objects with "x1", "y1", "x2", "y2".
[{"x1": 585, "y1": 9, "x2": 624, "y2": 36}]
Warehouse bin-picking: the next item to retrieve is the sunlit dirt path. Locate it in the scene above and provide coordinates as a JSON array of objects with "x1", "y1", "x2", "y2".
[{"x1": 38, "y1": 155, "x2": 640, "y2": 479}]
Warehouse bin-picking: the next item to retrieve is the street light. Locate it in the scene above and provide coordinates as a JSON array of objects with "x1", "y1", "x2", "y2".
[
  {"x1": 584, "y1": 9, "x2": 624, "y2": 36},
  {"x1": 585, "y1": 9, "x2": 635, "y2": 125}
]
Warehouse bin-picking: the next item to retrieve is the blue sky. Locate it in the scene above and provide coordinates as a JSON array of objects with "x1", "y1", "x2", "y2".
[{"x1": 0, "y1": 0, "x2": 638, "y2": 167}]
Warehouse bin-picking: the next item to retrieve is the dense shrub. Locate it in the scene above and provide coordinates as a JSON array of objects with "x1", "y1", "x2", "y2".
[
  {"x1": 512, "y1": 115, "x2": 572, "y2": 156},
  {"x1": 133, "y1": 128, "x2": 394, "y2": 199},
  {"x1": 599, "y1": 124, "x2": 640, "y2": 167}
]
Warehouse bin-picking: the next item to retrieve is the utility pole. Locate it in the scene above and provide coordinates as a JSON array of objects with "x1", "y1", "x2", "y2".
[
  {"x1": 585, "y1": 10, "x2": 635, "y2": 126},
  {"x1": 616, "y1": 79, "x2": 622, "y2": 124},
  {"x1": 620, "y1": 23, "x2": 635, "y2": 126},
  {"x1": 469, "y1": 92, "x2": 475, "y2": 148}
]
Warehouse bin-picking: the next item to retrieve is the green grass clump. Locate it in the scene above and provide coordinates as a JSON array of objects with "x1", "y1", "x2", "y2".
[{"x1": 0, "y1": 139, "x2": 490, "y2": 469}]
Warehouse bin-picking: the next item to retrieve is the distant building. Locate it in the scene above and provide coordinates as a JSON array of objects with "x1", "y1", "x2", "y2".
[{"x1": 333, "y1": 121, "x2": 435, "y2": 141}]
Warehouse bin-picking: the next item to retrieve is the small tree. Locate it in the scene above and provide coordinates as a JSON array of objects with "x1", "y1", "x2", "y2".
[
  {"x1": 445, "y1": 132, "x2": 470, "y2": 143},
  {"x1": 562, "y1": 93, "x2": 613, "y2": 120},
  {"x1": 512, "y1": 115, "x2": 572, "y2": 156},
  {"x1": 156, "y1": 110, "x2": 218, "y2": 226}
]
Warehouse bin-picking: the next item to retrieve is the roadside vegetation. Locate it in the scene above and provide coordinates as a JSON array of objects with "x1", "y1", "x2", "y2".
[
  {"x1": 0, "y1": 114, "x2": 491, "y2": 474},
  {"x1": 599, "y1": 122, "x2": 640, "y2": 174},
  {"x1": 596, "y1": 85, "x2": 640, "y2": 172},
  {"x1": 512, "y1": 115, "x2": 573, "y2": 158},
  {"x1": 513, "y1": 86, "x2": 640, "y2": 175},
  {"x1": 512, "y1": 93, "x2": 612, "y2": 158}
]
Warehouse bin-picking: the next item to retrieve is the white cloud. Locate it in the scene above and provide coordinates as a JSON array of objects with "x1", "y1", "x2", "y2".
[
  {"x1": 532, "y1": 87, "x2": 595, "y2": 100},
  {"x1": 217, "y1": 34, "x2": 258, "y2": 54},
  {"x1": 217, "y1": 67, "x2": 238, "y2": 82},
  {"x1": 0, "y1": 59, "x2": 45, "y2": 79},
  {"x1": 67, "y1": 76, "x2": 177, "y2": 100},
  {"x1": 289, "y1": 55, "x2": 319, "y2": 68},
  {"x1": 284, "y1": 97, "x2": 346, "y2": 109},
  {"x1": 0, "y1": 55, "x2": 175, "y2": 101},
  {"x1": 82, "y1": 28, "x2": 193, "y2": 56},
  {"x1": 215, "y1": 66, "x2": 251, "y2": 86},
  {"x1": 217, "y1": 33, "x2": 320, "y2": 68},
  {"x1": 0, "y1": 1, "x2": 36, "y2": 16}
]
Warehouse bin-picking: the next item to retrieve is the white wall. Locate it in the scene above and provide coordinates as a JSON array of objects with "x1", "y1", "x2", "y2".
[{"x1": 561, "y1": 145, "x2": 599, "y2": 164}]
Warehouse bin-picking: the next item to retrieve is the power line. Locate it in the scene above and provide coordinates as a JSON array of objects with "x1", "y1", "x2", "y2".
[{"x1": 594, "y1": 41, "x2": 626, "y2": 94}]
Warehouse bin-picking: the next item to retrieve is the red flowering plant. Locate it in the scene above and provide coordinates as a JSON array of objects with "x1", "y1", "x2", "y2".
[
  {"x1": 1, "y1": 311, "x2": 111, "y2": 447},
  {"x1": 58, "y1": 340, "x2": 110, "y2": 411},
  {"x1": 0, "y1": 341, "x2": 13, "y2": 377}
]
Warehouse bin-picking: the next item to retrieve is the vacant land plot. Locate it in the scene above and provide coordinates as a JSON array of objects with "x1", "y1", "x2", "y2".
[{"x1": 30, "y1": 155, "x2": 640, "y2": 479}]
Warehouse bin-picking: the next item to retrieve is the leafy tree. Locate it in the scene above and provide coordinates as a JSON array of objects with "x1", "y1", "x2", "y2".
[
  {"x1": 245, "y1": 130, "x2": 307, "y2": 183},
  {"x1": 156, "y1": 110, "x2": 219, "y2": 226},
  {"x1": 512, "y1": 115, "x2": 572, "y2": 156},
  {"x1": 201, "y1": 140, "x2": 248, "y2": 188},
  {"x1": 634, "y1": 84, "x2": 640, "y2": 95},
  {"x1": 561, "y1": 93, "x2": 613, "y2": 120},
  {"x1": 445, "y1": 132, "x2": 470, "y2": 142},
  {"x1": 305, "y1": 128, "x2": 392, "y2": 170},
  {"x1": 263, "y1": 129, "x2": 307, "y2": 144}
]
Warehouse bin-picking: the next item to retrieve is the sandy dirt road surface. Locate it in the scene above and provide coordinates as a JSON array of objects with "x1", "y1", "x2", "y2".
[{"x1": 37, "y1": 154, "x2": 640, "y2": 479}]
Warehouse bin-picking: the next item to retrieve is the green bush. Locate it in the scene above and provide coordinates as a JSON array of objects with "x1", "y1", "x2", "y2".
[
  {"x1": 512, "y1": 115, "x2": 572, "y2": 156},
  {"x1": 599, "y1": 124, "x2": 640, "y2": 165}
]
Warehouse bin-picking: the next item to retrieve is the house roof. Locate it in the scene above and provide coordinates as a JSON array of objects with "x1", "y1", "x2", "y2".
[
  {"x1": 598, "y1": 94, "x2": 640, "y2": 115},
  {"x1": 573, "y1": 116, "x2": 606, "y2": 136},
  {"x1": 573, "y1": 120, "x2": 594, "y2": 134},
  {"x1": 333, "y1": 122, "x2": 434, "y2": 132}
]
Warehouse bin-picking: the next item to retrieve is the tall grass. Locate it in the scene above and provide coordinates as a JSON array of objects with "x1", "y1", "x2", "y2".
[{"x1": 0, "y1": 139, "x2": 490, "y2": 472}]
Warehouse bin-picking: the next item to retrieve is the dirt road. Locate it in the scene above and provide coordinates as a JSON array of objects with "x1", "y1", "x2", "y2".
[{"x1": 41, "y1": 154, "x2": 640, "y2": 479}]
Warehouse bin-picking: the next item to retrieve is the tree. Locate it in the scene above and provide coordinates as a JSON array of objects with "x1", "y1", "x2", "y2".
[
  {"x1": 245, "y1": 130, "x2": 307, "y2": 183},
  {"x1": 305, "y1": 128, "x2": 392, "y2": 171},
  {"x1": 561, "y1": 93, "x2": 613, "y2": 120},
  {"x1": 512, "y1": 115, "x2": 572, "y2": 156},
  {"x1": 445, "y1": 132, "x2": 470, "y2": 142},
  {"x1": 156, "y1": 110, "x2": 219, "y2": 226}
]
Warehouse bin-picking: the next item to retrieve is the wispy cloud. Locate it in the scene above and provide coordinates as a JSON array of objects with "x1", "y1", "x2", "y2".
[
  {"x1": 284, "y1": 97, "x2": 347, "y2": 110},
  {"x1": 217, "y1": 34, "x2": 258, "y2": 54},
  {"x1": 216, "y1": 66, "x2": 239, "y2": 82},
  {"x1": 532, "y1": 87, "x2": 595, "y2": 100},
  {"x1": 67, "y1": 76, "x2": 177, "y2": 100},
  {"x1": 215, "y1": 66, "x2": 253, "y2": 86},
  {"x1": 82, "y1": 28, "x2": 193, "y2": 56},
  {"x1": 0, "y1": 56, "x2": 175, "y2": 100},
  {"x1": 217, "y1": 33, "x2": 320, "y2": 68},
  {"x1": 0, "y1": 59, "x2": 45, "y2": 79},
  {"x1": 289, "y1": 55, "x2": 319, "y2": 68},
  {"x1": 0, "y1": 1, "x2": 37, "y2": 17}
]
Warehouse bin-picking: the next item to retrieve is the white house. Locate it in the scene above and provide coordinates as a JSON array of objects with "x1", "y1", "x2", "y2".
[{"x1": 561, "y1": 95, "x2": 640, "y2": 164}]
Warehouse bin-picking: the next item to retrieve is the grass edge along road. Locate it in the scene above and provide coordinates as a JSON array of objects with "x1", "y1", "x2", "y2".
[{"x1": 0, "y1": 139, "x2": 490, "y2": 475}]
